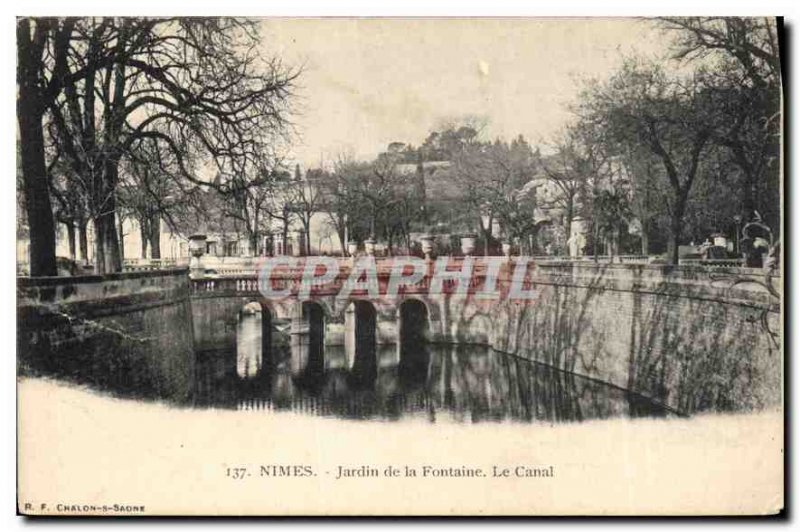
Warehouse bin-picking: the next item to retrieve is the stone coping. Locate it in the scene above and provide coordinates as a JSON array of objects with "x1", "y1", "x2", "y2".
[{"x1": 18, "y1": 268, "x2": 190, "y2": 287}]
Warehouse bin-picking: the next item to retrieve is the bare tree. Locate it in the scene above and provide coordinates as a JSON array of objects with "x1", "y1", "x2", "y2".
[
  {"x1": 618, "y1": 143, "x2": 664, "y2": 255},
  {"x1": 540, "y1": 128, "x2": 595, "y2": 244},
  {"x1": 17, "y1": 18, "x2": 73, "y2": 275},
  {"x1": 324, "y1": 151, "x2": 365, "y2": 255},
  {"x1": 118, "y1": 139, "x2": 203, "y2": 259},
  {"x1": 580, "y1": 58, "x2": 716, "y2": 264},
  {"x1": 447, "y1": 134, "x2": 539, "y2": 253},
  {"x1": 290, "y1": 167, "x2": 323, "y2": 255},
  {"x1": 659, "y1": 17, "x2": 780, "y2": 89},
  {"x1": 33, "y1": 17, "x2": 299, "y2": 273},
  {"x1": 659, "y1": 17, "x2": 781, "y2": 232}
]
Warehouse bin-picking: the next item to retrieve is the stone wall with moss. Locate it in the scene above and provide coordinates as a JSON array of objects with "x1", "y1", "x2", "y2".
[
  {"x1": 17, "y1": 269, "x2": 195, "y2": 402},
  {"x1": 477, "y1": 263, "x2": 782, "y2": 414}
]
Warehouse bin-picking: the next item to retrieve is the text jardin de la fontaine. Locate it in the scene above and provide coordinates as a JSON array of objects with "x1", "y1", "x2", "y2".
[{"x1": 246, "y1": 464, "x2": 555, "y2": 480}]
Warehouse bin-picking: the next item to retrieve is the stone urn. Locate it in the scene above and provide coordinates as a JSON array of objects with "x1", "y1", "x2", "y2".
[
  {"x1": 188, "y1": 234, "x2": 207, "y2": 278},
  {"x1": 364, "y1": 238, "x2": 376, "y2": 256},
  {"x1": 502, "y1": 241, "x2": 512, "y2": 259},
  {"x1": 347, "y1": 241, "x2": 358, "y2": 257},
  {"x1": 419, "y1": 234, "x2": 435, "y2": 261},
  {"x1": 460, "y1": 233, "x2": 477, "y2": 256}
]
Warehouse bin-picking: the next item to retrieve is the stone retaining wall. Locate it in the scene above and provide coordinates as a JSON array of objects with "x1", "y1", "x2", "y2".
[
  {"x1": 478, "y1": 264, "x2": 782, "y2": 413},
  {"x1": 17, "y1": 261, "x2": 781, "y2": 414},
  {"x1": 17, "y1": 269, "x2": 195, "y2": 402}
]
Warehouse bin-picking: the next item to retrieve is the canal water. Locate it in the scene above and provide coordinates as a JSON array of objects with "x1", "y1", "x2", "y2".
[{"x1": 192, "y1": 311, "x2": 674, "y2": 423}]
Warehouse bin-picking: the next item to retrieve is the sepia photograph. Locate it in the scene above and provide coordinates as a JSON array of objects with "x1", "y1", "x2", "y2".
[{"x1": 14, "y1": 12, "x2": 784, "y2": 516}]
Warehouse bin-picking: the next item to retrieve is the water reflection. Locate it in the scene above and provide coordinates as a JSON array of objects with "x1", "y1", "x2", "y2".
[
  {"x1": 197, "y1": 323, "x2": 673, "y2": 423},
  {"x1": 236, "y1": 304, "x2": 263, "y2": 378}
]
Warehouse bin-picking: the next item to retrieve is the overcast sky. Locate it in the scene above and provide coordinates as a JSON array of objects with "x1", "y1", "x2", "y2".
[{"x1": 260, "y1": 18, "x2": 673, "y2": 167}]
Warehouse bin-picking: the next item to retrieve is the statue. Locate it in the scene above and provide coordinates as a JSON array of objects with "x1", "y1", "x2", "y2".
[
  {"x1": 567, "y1": 216, "x2": 588, "y2": 258},
  {"x1": 741, "y1": 214, "x2": 773, "y2": 269},
  {"x1": 567, "y1": 233, "x2": 586, "y2": 258}
]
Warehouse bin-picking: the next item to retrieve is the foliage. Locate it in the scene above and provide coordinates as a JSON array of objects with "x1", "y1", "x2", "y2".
[{"x1": 18, "y1": 17, "x2": 299, "y2": 273}]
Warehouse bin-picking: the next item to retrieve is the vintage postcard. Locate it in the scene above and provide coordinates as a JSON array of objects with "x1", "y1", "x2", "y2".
[{"x1": 15, "y1": 16, "x2": 784, "y2": 516}]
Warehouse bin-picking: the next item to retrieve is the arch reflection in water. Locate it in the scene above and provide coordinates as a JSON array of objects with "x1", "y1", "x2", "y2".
[
  {"x1": 194, "y1": 343, "x2": 675, "y2": 423},
  {"x1": 236, "y1": 302, "x2": 272, "y2": 379},
  {"x1": 292, "y1": 301, "x2": 326, "y2": 385},
  {"x1": 345, "y1": 301, "x2": 377, "y2": 388},
  {"x1": 399, "y1": 299, "x2": 430, "y2": 386}
]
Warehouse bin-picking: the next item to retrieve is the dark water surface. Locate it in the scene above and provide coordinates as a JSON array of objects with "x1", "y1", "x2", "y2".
[{"x1": 194, "y1": 313, "x2": 674, "y2": 423}]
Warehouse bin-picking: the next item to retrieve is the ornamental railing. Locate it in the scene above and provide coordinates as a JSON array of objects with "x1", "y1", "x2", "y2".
[{"x1": 189, "y1": 257, "x2": 536, "y2": 298}]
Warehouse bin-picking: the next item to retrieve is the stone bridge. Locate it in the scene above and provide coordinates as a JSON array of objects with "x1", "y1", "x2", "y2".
[
  {"x1": 188, "y1": 256, "x2": 782, "y2": 413},
  {"x1": 189, "y1": 257, "x2": 534, "y2": 376},
  {"x1": 17, "y1": 257, "x2": 782, "y2": 414}
]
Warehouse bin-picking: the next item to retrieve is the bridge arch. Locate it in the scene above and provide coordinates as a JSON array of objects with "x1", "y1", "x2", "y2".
[
  {"x1": 303, "y1": 297, "x2": 336, "y2": 321},
  {"x1": 398, "y1": 298, "x2": 431, "y2": 384},
  {"x1": 344, "y1": 300, "x2": 378, "y2": 386},
  {"x1": 236, "y1": 301, "x2": 272, "y2": 378},
  {"x1": 399, "y1": 297, "x2": 433, "y2": 337}
]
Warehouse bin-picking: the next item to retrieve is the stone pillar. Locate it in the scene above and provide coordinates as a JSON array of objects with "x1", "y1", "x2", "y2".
[
  {"x1": 241, "y1": 238, "x2": 252, "y2": 258},
  {"x1": 344, "y1": 303, "x2": 356, "y2": 369},
  {"x1": 188, "y1": 234, "x2": 207, "y2": 279},
  {"x1": 569, "y1": 216, "x2": 588, "y2": 258},
  {"x1": 419, "y1": 234, "x2": 434, "y2": 261},
  {"x1": 289, "y1": 303, "x2": 308, "y2": 375}
]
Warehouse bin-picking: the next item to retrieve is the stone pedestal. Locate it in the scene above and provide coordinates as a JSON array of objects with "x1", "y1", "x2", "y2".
[
  {"x1": 502, "y1": 241, "x2": 512, "y2": 259},
  {"x1": 460, "y1": 233, "x2": 477, "y2": 256},
  {"x1": 419, "y1": 234, "x2": 434, "y2": 261},
  {"x1": 188, "y1": 234, "x2": 207, "y2": 279}
]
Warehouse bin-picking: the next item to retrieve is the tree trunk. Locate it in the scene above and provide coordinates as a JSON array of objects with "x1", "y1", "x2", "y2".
[
  {"x1": 78, "y1": 221, "x2": 88, "y2": 264},
  {"x1": 65, "y1": 221, "x2": 76, "y2": 260},
  {"x1": 149, "y1": 215, "x2": 161, "y2": 259},
  {"x1": 117, "y1": 214, "x2": 125, "y2": 261},
  {"x1": 640, "y1": 224, "x2": 649, "y2": 256},
  {"x1": 93, "y1": 216, "x2": 105, "y2": 273},
  {"x1": 248, "y1": 230, "x2": 258, "y2": 258},
  {"x1": 731, "y1": 144, "x2": 757, "y2": 220},
  {"x1": 103, "y1": 208, "x2": 121, "y2": 272},
  {"x1": 96, "y1": 160, "x2": 122, "y2": 273},
  {"x1": 93, "y1": 195, "x2": 121, "y2": 273},
  {"x1": 93, "y1": 31, "x2": 126, "y2": 273},
  {"x1": 565, "y1": 201, "x2": 574, "y2": 254},
  {"x1": 338, "y1": 221, "x2": 347, "y2": 256},
  {"x1": 282, "y1": 216, "x2": 289, "y2": 256},
  {"x1": 139, "y1": 217, "x2": 149, "y2": 259},
  {"x1": 17, "y1": 82, "x2": 57, "y2": 276},
  {"x1": 669, "y1": 201, "x2": 687, "y2": 266},
  {"x1": 251, "y1": 209, "x2": 260, "y2": 256}
]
